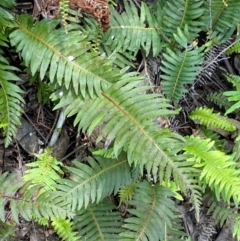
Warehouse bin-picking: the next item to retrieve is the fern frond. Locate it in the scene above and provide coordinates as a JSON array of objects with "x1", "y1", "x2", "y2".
[
  {"x1": 0, "y1": 220, "x2": 15, "y2": 241},
  {"x1": 120, "y1": 181, "x2": 185, "y2": 240},
  {"x1": 52, "y1": 217, "x2": 79, "y2": 241},
  {"x1": 223, "y1": 74, "x2": 240, "y2": 115},
  {"x1": 184, "y1": 136, "x2": 240, "y2": 204},
  {"x1": 56, "y1": 155, "x2": 132, "y2": 210},
  {"x1": 52, "y1": 78, "x2": 202, "y2": 221},
  {"x1": 160, "y1": 26, "x2": 204, "y2": 102},
  {"x1": 207, "y1": 91, "x2": 230, "y2": 110},
  {"x1": 9, "y1": 15, "x2": 120, "y2": 98},
  {"x1": 74, "y1": 200, "x2": 123, "y2": 240},
  {"x1": 208, "y1": 201, "x2": 236, "y2": 227},
  {"x1": 23, "y1": 148, "x2": 63, "y2": 191},
  {"x1": 190, "y1": 107, "x2": 236, "y2": 132},
  {"x1": 104, "y1": 0, "x2": 163, "y2": 57},
  {"x1": 203, "y1": 0, "x2": 240, "y2": 42},
  {"x1": 0, "y1": 35, "x2": 25, "y2": 147},
  {"x1": 59, "y1": 0, "x2": 70, "y2": 33},
  {"x1": 0, "y1": 172, "x2": 73, "y2": 223},
  {"x1": 119, "y1": 183, "x2": 136, "y2": 206},
  {"x1": 226, "y1": 42, "x2": 240, "y2": 55},
  {"x1": 162, "y1": 0, "x2": 204, "y2": 42},
  {"x1": 0, "y1": 2, "x2": 15, "y2": 28}
]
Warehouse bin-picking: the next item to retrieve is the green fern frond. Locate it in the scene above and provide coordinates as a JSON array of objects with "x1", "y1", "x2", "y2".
[
  {"x1": 0, "y1": 220, "x2": 15, "y2": 241},
  {"x1": 120, "y1": 181, "x2": 185, "y2": 240},
  {"x1": 207, "y1": 91, "x2": 231, "y2": 110},
  {"x1": 184, "y1": 136, "x2": 240, "y2": 204},
  {"x1": 226, "y1": 42, "x2": 240, "y2": 55},
  {"x1": 0, "y1": 33, "x2": 25, "y2": 147},
  {"x1": 0, "y1": 1, "x2": 15, "y2": 28},
  {"x1": 203, "y1": 0, "x2": 240, "y2": 42},
  {"x1": 223, "y1": 74, "x2": 240, "y2": 115},
  {"x1": 23, "y1": 148, "x2": 63, "y2": 191},
  {"x1": 74, "y1": 200, "x2": 123, "y2": 241},
  {"x1": 198, "y1": 127, "x2": 223, "y2": 150},
  {"x1": 233, "y1": 216, "x2": 240, "y2": 240},
  {"x1": 52, "y1": 217, "x2": 80, "y2": 241},
  {"x1": 190, "y1": 107, "x2": 236, "y2": 132},
  {"x1": 119, "y1": 183, "x2": 136, "y2": 206},
  {"x1": 52, "y1": 78, "x2": 202, "y2": 221},
  {"x1": 9, "y1": 15, "x2": 120, "y2": 98},
  {"x1": 208, "y1": 201, "x2": 236, "y2": 227},
  {"x1": 56, "y1": 155, "x2": 132, "y2": 210},
  {"x1": 162, "y1": 0, "x2": 204, "y2": 43},
  {"x1": 160, "y1": 26, "x2": 204, "y2": 102},
  {"x1": 0, "y1": 172, "x2": 73, "y2": 223},
  {"x1": 104, "y1": 0, "x2": 163, "y2": 57},
  {"x1": 59, "y1": 0, "x2": 70, "y2": 33}
]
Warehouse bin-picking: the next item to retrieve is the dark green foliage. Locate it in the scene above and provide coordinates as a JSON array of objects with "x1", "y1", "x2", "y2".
[
  {"x1": 74, "y1": 200, "x2": 123, "y2": 240},
  {"x1": 56, "y1": 155, "x2": 133, "y2": 210},
  {"x1": 1, "y1": 0, "x2": 240, "y2": 240},
  {"x1": 160, "y1": 26, "x2": 204, "y2": 102},
  {"x1": 120, "y1": 181, "x2": 184, "y2": 240}
]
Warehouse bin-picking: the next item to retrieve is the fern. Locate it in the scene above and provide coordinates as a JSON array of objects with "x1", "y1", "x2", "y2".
[
  {"x1": 223, "y1": 74, "x2": 240, "y2": 115},
  {"x1": 0, "y1": 7, "x2": 24, "y2": 147},
  {"x1": 160, "y1": 26, "x2": 204, "y2": 102},
  {"x1": 0, "y1": 220, "x2": 15, "y2": 241},
  {"x1": 9, "y1": 15, "x2": 120, "y2": 98},
  {"x1": 52, "y1": 78, "x2": 202, "y2": 221},
  {"x1": 119, "y1": 183, "x2": 136, "y2": 206},
  {"x1": 162, "y1": 0, "x2": 204, "y2": 43},
  {"x1": 207, "y1": 91, "x2": 231, "y2": 110},
  {"x1": 52, "y1": 217, "x2": 80, "y2": 241},
  {"x1": 74, "y1": 200, "x2": 123, "y2": 241},
  {"x1": 202, "y1": 0, "x2": 240, "y2": 42},
  {"x1": 0, "y1": 172, "x2": 73, "y2": 223},
  {"x1": 23, "y1": 148, "x2": 63, "y2": 191},
  {"x1": 184, "y1": 136, "x2": 240, "y2": 204},
  {"x1": 56, "y1": 155, "x2": 133, "y2": 210},
  {"x1": 104, "y1": 0, "x2": 163, "y2": 57},
  {"x1": 226, "y1": 42, "x2": 240, "y2": 55},
  {"x1": 190, "y1": 107, "x2": 236, "y2": 132},
  {"x1": 120, "y1": 181, "x2": 186, "y2": 240}
]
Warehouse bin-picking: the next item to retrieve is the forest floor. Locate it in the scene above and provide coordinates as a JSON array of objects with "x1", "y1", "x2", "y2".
[{"x1": 1, "y1": 0, "x2": 240, "y2": 240}]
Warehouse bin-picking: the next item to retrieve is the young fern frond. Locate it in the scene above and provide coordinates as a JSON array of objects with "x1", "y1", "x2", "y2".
[
  {"x1": 226, "y1": 42, "x2": 240, "y2": 55},
  {"x1": 120, "y1": 181, "x2": 186, "y2": 240},
  {"x1": 104, "y1": 0, "x2": 163, "y2": 57},
  {"x1": 74, "y1": 200, "x2": 123, "y2": 241},
  {"x1": 190, "y1": 107, "x2": 236, "y2": 132},
  {"x1": 118, "y1": 183, "x2": 136, "y2": 206},
  {"x1": 0, "y1": 172, "x2": 73, "y2": 224},
  {"x1": 59, "y1": 0, "x2": 70, "y2": 33},
  {"x1": 160, "y1": 26, "x2": 204, "y2": 102},
  {"x1": 9, "y1": 15, "x2": 120, "y2": 98},
  {"x1": 52, "y1": 217, "x2": 80, "y2": 241},
  {"x1": 56, "y1": 155, "x2": 133, "y2": 210},
  {"x1": 184, "y1": 136, "x2": 240, "y2": 204},
  {"x1": 23, "y1": 148, "x2": 63, "y2": 191}
]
